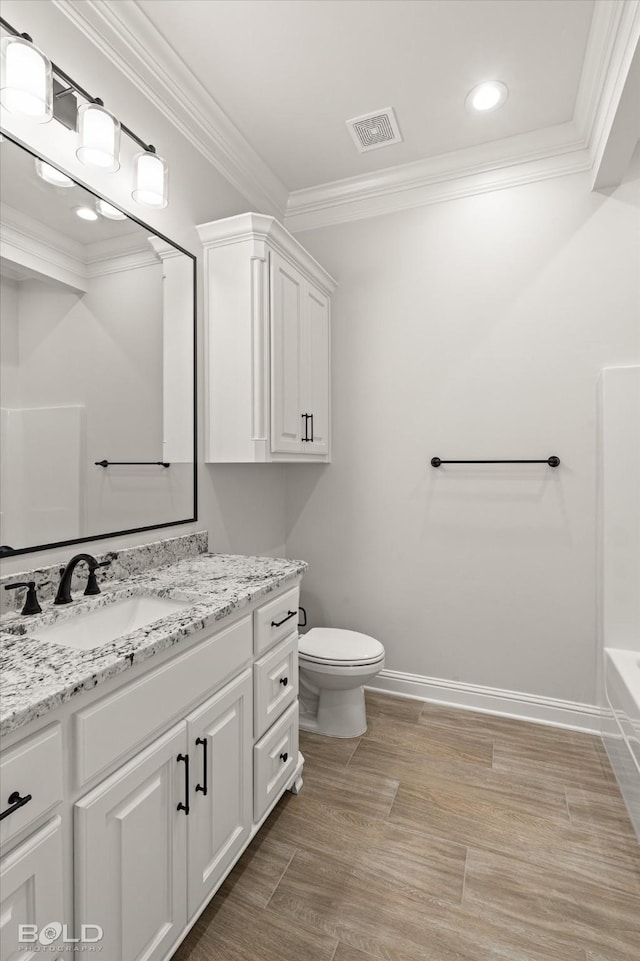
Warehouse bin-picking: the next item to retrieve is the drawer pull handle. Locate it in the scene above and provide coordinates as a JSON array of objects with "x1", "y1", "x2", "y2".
[
  {"x1": 195, "y1": 737, "x2": 208, "y2": 796},
  {"x1": 0, "y1": 791, "x2": 32, "y2": 821},
  {"x1": 280, "y1": 752, "x2": 288, "y2": 763},
  {"x1": 279, "y1": 676, "x2": 289, "y2": 687},
  {"x1": 271, "y1": 610, "x2": 297, "y2": 628},
  {"x1": 177, "y1": 753, "x2": 190, "y2": 815}
]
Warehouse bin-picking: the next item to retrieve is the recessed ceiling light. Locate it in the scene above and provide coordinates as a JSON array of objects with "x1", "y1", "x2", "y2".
[
  {"x1": 96, "y1": 199, "x2": 127, "y2": 220},
  {"x1": 35, "y1": 158, "x2": 74, "y2": 187},
  {"x1": 74, "y1": 205, "x2": 99, "y2": 221},
  {"x1": 466, "y1": 81, "x2": 508, "y2": 113}
]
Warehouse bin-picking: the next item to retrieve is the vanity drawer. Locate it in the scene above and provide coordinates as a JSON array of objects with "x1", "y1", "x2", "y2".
[
  {"x1": 74, "y1": 615, "x2": 252, "y2": 787},
  {"x1": 254, "y1": 586, "x2": 300, "y2": 655},
  {"x1": 0, "y1": 724, "x2": 63, "y2": 848},
  {"x1": 254, "y1": 632, "x2": 298, "y2": 739},
  {"x1": 254, "y1": 701, "x2": 298, "y2": 822}
]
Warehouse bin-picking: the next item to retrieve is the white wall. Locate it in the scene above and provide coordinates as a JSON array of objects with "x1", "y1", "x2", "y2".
[
  {"x1": 286, "y1": 154, "x2": 640, "y2": 707},
  {"x1": 0, "y1": 0, "x2": 288, "y2": 574}
]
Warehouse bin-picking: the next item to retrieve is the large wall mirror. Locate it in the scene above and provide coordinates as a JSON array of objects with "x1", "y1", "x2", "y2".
[{"x1": 0, "y1": 134, "x2": 197, "y2": 557}]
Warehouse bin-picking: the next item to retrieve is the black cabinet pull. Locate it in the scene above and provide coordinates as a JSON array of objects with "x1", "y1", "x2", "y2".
[
  {"x1": 271, "y1": 611, "x2": 297, "y2": 627},
  {"x1": 280, "y1": 752, "x2": 288, "y2": 763},
  {"x1": 195, "y1": 737, "x2": 207, "y2": 796},
  {"x1": 309, "y1": 413, "x2": 314, "y2": 442},
  {"x1": 0, "y1": 791, "x2": 32, "y2": 821},
  {"x1": 301, "y1": 413, "x2": 310, "y2": 442},
  {"x1": 279, "y1": 676, "x2": 289, "y2": 687},
  {"x1": 176, "y1": 753, "x2": 190, "y2": 815},
  {"x1": 271, "y1": 610, "x2": 297, "y2": 628}
]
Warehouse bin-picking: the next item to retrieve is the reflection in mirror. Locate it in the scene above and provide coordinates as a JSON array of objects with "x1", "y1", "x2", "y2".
[{"x1": 0, "y1": 135, "x2": 196, "y2": 556}]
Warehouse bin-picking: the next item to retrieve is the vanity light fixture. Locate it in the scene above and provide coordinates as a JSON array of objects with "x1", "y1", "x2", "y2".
[
  {"x1": 74, "y1": 205, "x2": 99, "y2": 221},
  {"x1": 0, "y1": 15, "x2": 169, "y2": 207},
  {"x1": 0, "y1": 34, "x2": 52, "y2": 122},
  {"x1": 466, "y1": 81, "x2": 508, "y2": 113},
  {"x1": 35, "y1": 158, "x2": 74, "y2": 187},
  {"x1": 132, "y1": 148, "x2": 168, "y2": 208},
  {"x1": 76, "y1": 101, "x2": 120, "y2": 171},
  {"x1": 95, "y1": 199, "x2": 127, "y2": 220}
]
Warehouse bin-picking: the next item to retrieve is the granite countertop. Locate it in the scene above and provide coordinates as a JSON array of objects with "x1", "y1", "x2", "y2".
[{"x1": 0, "y1": 553, "x2": 307, "y2": 738}]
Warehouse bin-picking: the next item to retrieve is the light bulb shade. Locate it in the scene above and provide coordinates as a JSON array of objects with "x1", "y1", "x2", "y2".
[
  {"x1": 35, "y1": 158, "x2": 74, "y2": 187},
  {"x1": 76, "y1": 102, "x2": 120, "y2": 171},
  {"x1": 0, "y1": 36, "x2": 53, "y2": 122},
  {"x1": 132, "y1": 151, "x2": 168, "y2": 208},
  {"x1": 96, "y1": 199, "x2": 127, "y2": 220}
]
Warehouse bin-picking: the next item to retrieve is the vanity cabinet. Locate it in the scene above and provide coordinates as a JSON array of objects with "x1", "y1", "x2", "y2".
[
  {"x1": 0, "y1": 576, "x2": 303, "y2": 961},
  {"x1": 196, "y1": 213, "x2": 336, "y2": 463},
  {"x1": 74, "y1": 670, "x2": 252, "y2": 961}
]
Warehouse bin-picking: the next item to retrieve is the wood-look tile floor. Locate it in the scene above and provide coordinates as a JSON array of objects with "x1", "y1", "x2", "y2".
[{"x1": 171, "y1": 693, "x2": 640, "y2": 961}]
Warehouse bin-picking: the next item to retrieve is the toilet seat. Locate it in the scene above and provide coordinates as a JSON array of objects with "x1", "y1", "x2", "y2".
[{"x1": 299, "y1": 628, "x2": 385, "y2": 667}]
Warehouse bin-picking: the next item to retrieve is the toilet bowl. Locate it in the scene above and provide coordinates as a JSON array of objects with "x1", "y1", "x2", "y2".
[{"x1": 298, "y1": 627, "x2": 385, "y2": 738}]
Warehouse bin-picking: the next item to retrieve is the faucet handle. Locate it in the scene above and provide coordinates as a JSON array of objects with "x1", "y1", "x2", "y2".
[
  {"x1": 84, "y1": 560, "x2": 111, "y2": 596},
  {"x1": 4, "y1": 581, "x2": 42, "y2": 616}
]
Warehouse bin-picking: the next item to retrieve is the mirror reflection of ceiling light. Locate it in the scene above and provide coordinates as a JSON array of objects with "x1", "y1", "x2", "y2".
[
  {"x1": 0, "y1": 35, "x2": 52, "y2": 121},
  {"x1": 466, "y1": 81, "x2": 509, "y2": 113},
  {"x1": 0, "y1": 18, "x2": 168, "y2": 207},
  {"x1": 35, "y1": 158, "x2": 74, "y2": 187},
  {"x1": 96, "y1": 199, "x2": 127, "y2": 220},
  {"x1": 74, "y1": 205, "x2": 99, "y2": 221}
]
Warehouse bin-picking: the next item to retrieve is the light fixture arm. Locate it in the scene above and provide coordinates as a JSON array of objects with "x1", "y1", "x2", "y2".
[{"x1": 0, "y1": 15, "x2": 153, "y2": 152}]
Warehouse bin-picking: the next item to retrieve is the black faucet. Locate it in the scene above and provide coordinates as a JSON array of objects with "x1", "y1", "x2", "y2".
[{"x1": 54, "y1": 554, "x2": 111, "y2": 605}]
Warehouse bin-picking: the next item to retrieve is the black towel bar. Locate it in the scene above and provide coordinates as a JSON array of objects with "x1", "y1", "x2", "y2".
[
  {"x1": 431, "y1": 456, "x2": 560, "y2": 468},
  {"x1": 95, "y1": 460, "x2": 170, "y2": 468}
]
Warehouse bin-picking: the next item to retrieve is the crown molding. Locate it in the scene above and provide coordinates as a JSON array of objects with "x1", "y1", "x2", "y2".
[
  {"x1": 52, "y1": 0, "x2": 289, "y2": 218},
  {"x1": 196, "y1": 212, "x2": 337, "y2": 293}
]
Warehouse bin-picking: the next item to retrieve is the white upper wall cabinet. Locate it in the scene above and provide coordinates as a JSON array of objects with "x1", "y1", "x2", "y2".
[{"x1": 196, "y1": 213, "x2": 336, "y2": 462}]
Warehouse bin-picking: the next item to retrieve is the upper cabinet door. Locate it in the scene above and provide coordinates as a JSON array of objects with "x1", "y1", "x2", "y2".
[
  {"x1": 270, "y1": 250, "x2": 305, "y2": 455},
  {"x1": 302, "y1": 283, "x2": 330, "y2": 457},
  {"x1": 74, "y1": 723, "x2": 188, "y2": 961}
]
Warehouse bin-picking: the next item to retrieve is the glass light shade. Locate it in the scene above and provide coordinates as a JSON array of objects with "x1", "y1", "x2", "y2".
[
  {"x1": 76, "y1": 102, "x2": 120, "y2": 170},
  {"x1": 132, "y1": 151, "x2": 168, "y2": 208},
  {"x1": 96, "y1": 199, "x2": 127, "y2": 220},
  {"x1": 35, "y1": 158, "x2": 74, "y2": 187},
  {"x1": 0, "y1": 36, "x2": 53, "y2": 122}
]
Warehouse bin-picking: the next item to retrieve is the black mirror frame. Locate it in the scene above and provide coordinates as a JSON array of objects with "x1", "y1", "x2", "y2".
[{"x1": 0, "y1": 132, "x2": 197, "y2": 558}]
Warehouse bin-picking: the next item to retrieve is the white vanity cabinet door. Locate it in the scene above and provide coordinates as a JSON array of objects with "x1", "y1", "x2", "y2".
[
  {"x1": 302, "y1": 282, "x2": 330, "y2": 456},
  {"x1": 270, "y1": 249, "x2": 306, "y2": 455},
  {"x1": 0, "y1": 816, "x2": 64, "y2": 961},
  {"x1": 74, "y1": 723, "x2": 188, "y2": 961},
  {"x1": 186, "y1": 670, "x2": 252, "y2": 919}
]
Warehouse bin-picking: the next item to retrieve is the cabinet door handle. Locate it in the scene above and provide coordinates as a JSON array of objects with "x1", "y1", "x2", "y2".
[
  {"x1": 279, "y1": 676, "x2": 289, "y2": 687},
  {"x1": 280, "y1": 752, "x2": 288, "y2": 763},
  {"x1": 271, "y1": 610, "x2": 296, "y2": 628},
  {"x1": 195, "y1": 737, "x2": 207, "y2": 796},
  {"x1": 176, "y1": 753, "x2": 190, "y2": 815},
  {"x1": 301, "y1": 413, "x2": 309, "y2": 442},
  {"x1": 309, "y1": 413, "x2": 314, "y2": 442},
  {"x1": 0, "y1": 791, "x2": 32, "y2": 821}
]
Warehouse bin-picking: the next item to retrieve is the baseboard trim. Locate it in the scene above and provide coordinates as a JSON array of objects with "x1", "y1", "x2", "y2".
[{"x1": 366, "y1": 669, "x2": 602, "y2": 734}]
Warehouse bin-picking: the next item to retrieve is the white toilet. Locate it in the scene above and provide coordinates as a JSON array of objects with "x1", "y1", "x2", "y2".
[{"x1": 298, "y1": 627, "x2": 385, "y2": 738}]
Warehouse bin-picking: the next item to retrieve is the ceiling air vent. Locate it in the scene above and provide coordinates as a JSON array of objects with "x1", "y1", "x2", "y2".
[{"x1": 346, "y1": 107, "x2": 402, "y2": 153}]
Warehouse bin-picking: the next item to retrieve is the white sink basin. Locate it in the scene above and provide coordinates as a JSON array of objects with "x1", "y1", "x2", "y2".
[{"x1": 30, "y1": 594, "x2": 192, "y2": 651}]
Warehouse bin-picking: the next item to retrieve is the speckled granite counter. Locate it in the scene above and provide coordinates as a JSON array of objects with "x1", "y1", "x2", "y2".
[{"x1": 0, "y1": 553, "x2": 306, "y2": 738}]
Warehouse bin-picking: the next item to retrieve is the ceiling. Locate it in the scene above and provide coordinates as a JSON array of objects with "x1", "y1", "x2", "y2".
[
  {"x1": 135, "y1": 0, "x2": 595, "y2": 192},
  {"x1": 53, "y1": 0, "x2": 637, "y2": 229}
]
